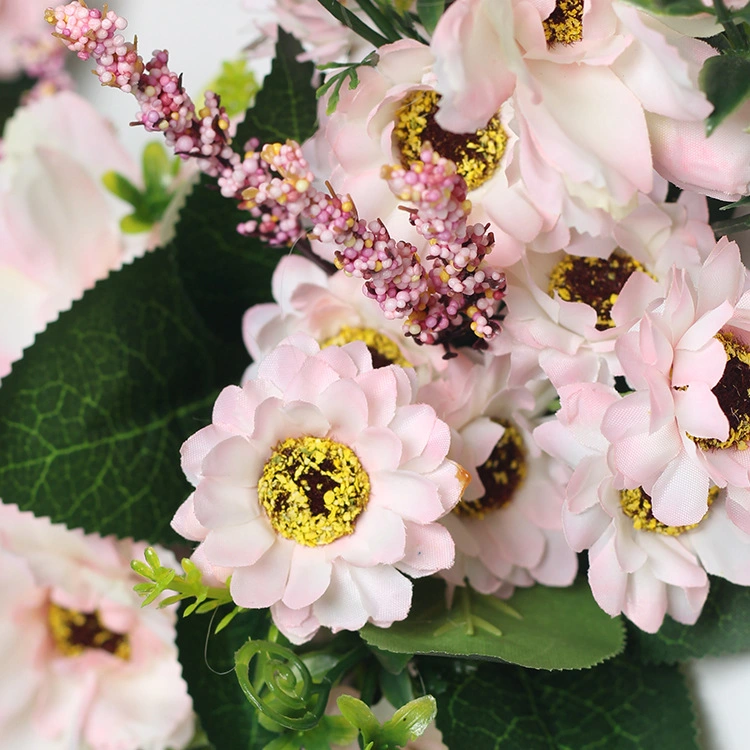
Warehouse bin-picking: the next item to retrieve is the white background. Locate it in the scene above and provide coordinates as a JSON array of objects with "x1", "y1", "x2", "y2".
[{"x1": 71, "y1": 2, "x2": 750, "y2": 748}]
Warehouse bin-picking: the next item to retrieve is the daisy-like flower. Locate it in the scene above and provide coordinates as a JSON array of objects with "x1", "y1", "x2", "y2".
[
  {"x1": 172, "y1": 333, "x2": 468, "y2": 644},
  {"x1": 419, "y1": 352, "x2": 577, "y2": 597},
  {"x1": 500, "y1": 178, "x2": 715, "y2": 386},
  {"x1": 0, "y1": 91, "x2": 148, "y2": 379},
  {"x1": 535, "y1": 382, "x2": 750, "y2": 632},
  {"x1": 602, "y1": 238, "x2": 750, "y2": 527},
  {"x1": 242, "y1": 254, "x2": 442, "y2": 384},
  {"x1": 0, "y1": 503, "x2": 194, "y2": 750},
  {"x1": 430, "y1": 0, "x2": 750, "y2": 201}
]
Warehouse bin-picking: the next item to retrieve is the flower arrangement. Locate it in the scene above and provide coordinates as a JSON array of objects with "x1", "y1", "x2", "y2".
[{"x1": 2, "y1": 0, "x2": 750, "y2": 747}]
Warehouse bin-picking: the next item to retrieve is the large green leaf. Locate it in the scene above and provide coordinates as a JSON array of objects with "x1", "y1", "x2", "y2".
[
  {"x1": 419, "y1": 654, "x2": 700, "y2": 750},
  {"x1": 177, "y1": 608, "x2": 276, "y2": 750},
  {"x1": 627, "y1": 578, "x2": 750, "y2": 664},
  {"x1": 235, "y1": 29, "x2": 317, "y2": 147},
  {"x1": 360, "y1": 578, "x2": 625, "y2": 670},
  {"x1": 417, "y1": 0, "x2": 446, "y2": 33},
  {"x1": 700, "y1": 52, "x2": 750, "y2": 135},
  {"x1": 0, "y1": 247, "x2": 238, "y2": 542}
]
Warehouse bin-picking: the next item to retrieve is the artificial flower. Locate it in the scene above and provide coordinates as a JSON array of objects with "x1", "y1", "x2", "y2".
[
  {"x1": 0, "y1": 0, "x2": 52, "y2": 78},
  {"x1": 242, "y1": 253, "x2": 441, "y2": 383},
  {"x1": 420, "y1": 352, "x2": 577, "y2": 596},
  {"x1": 0, "y1": 90, "x2": 145, "y2": 378},
  {"x1": 0, "y1": 503, "x2": 193, "y2": 750},
  {"x1": 535, "y1": 381, "x2": 750, "y2": 632},
  {"x1": 172, "y1": 333, "x2": 467, "y2": 643}
]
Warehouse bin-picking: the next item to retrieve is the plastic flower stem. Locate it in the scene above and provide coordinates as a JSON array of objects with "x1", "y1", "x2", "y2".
[
  {"x1": 713, "y1": 0, "x2": 746, "y2": 49},
  {"x1": 354, "y1": 0, "x2": 402, "y2": 42},
  {"x1": 315, "y1": 0, "x2": 393, "y2": 47},
  {"x1": 235, "y1": 640, "x2": 369, "y2": 730}
]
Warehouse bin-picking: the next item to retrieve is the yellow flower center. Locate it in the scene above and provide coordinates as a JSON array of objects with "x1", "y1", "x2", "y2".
[
  {"x1": 548, "y1": 250, "x2": 654, "y2": 330},
  {"x1": 689, "y1": 332, "x2": 750, "y2": 451},
  {"x1": 620, "y1": 486, "x2": 718, "y2": 535},
  {"x1": 320, "y1": 326, "x2": 411, "y2": 369},
  {"x1": 393, "y1": 90, "x2": 508, "y2": 191},
  {"x1": 48, "y1": 603, "x2": 131, "y2": 660},
  {"x1": 543, "y1": 0, "x2": 584, "y2": 46},
  {"x1": 259, "y1": 436, "x2": 370, "y2": 546},
  {"x1": 455, "y1": 421, "x2": 527, "y2": 519}
]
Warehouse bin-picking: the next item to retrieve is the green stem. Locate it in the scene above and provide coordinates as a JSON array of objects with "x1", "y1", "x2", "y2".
[
  {"x1": 315, "y1": 0, "x2": 392, "y2": 48},
  {"x1": 355, "y1": 0, "x2": 401, "y2": 42},
  {"x1": 713, "y1": 0, "x2": 746, "y2": 49}
]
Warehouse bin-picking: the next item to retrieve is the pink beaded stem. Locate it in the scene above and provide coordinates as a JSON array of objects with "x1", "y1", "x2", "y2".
[{"x1": 48, "y1": 3, "x2": 505, "y2": 345}]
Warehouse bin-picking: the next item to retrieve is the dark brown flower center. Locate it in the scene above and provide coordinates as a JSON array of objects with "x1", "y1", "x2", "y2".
[
  {"x1": 548, "y1": 250, "x2": 653, "y2": 330},
  {"x1": 620, "y1": 486, "x2": 717, "y2": 535},
  {"x1": 689, "y1": 332, "x2": 750, "y2": 451},
  {"x1": 48, "y1": 603, "x2": 130, "y2": 659},
  {"x1": 455, "y1": 421, "x2": 527, "y2": 519},
  {"x1": 543, "y1": 0, "x2": 584, "y2": 46},
  {"x1": 393, "y1": 90, "x2": 507, "y2": 191}
]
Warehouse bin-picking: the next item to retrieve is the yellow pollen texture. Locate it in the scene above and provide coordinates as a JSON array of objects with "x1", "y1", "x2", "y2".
[
  {"x1": 321, "y1": 326, "x2": 412, "y2": 368},
  {"x1": 543, "y1": 0, "x2": 584, "y2": 46},
  {"x1": 259, "y1": 436, "x2": 370, "y2": 546},
  {"x1": 48, "y1": 603, "x2": 131, "y2": 660},
  {"x1": 620, "y1": 486, "x2": 718, "y2": 536},
  {"x1": 548, "y1": 251, "x2": 654, "y2": 330},
  {"x1": 393, "y1": 90, "x2": 507, "y2": 191}
]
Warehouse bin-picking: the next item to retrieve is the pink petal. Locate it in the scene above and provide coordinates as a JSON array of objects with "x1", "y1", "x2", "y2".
[
  {"x1": 650, "y1": 452, "x2": 711, "y2": 526},
  {"x1": 673, "y1": 384, "x2": 728, "y2": 441},
  {"x1": 192, "y1": 478, "x2": 260, "y2": 528},
  {"x1": 623, "y1": 566, "x2": 668, "y2": 633},
  {"x1": 349, "y1": 565, "x2": 412, "y2": 627},
  {"x1": 230, "y1": 542, "x2": 292, "y2": 608},
  {"x1": 171, "y1": 493, "x2": 207, "y2": 542},
  {"x1": 331, "y1": 505, "x2": 406, "y2": 566},
  {"x1": 690, "y1": 500, "x2": 750, "y2": 585},
  {"x1": 202, "y1": 519, "x2": 276, "y2": 568},
  {"x1": 372, "y1": 470, "x2": 444, "y2": 522},
  {"x1": 316, "y1": 378, "x2": 369, "y2": 443},
  {"x1": 530, "y1": 530, "x2": 578, "y2": 587},
  {"x1": 202, "y1": 436, "x2": 262, "y2": 487},
  {"x1": 665, "y1": 582, "x2": 707, "y2": 626},
  {"x1": 588, "y1": 526, "x2": 628, "y2": 617},
  {"x1": 637, "y1": 533, "x2": 707, "y2": 588},
  {"x1": 397, "y1": 521, "x2": 455, "y2": 577},
  {"x1": 282, "y1": 547, "x2": 333, "y2": 609},
  {"x1": 180, "y1": 425, "x2": 225, "y2": 486},
  {"x1": 313, "y1": 562, "x2": 368, "y2": 631},
  {"x1": 390, "y1": 404, "x2": 450, "y2": 473},
  {"x1": 354, "y1": 427, "x2": 403, "y2": 472}
]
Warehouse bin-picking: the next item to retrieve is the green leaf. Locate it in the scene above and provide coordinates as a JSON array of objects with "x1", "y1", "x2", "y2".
[
  {"x1": 621, "y1": 0, "x2": 709, "y2": 15},
  {"x1": 367, "y1": 644, "x2": 413, "y2": 675},
  {"x1": 142, "y1": 141, "x2": 174, "y2": 196},
  {"x1": 203, "y1": 58, "x2": 259, "y2": 119},
  {"x1": 171, "y1": 174, "x2": 280, "y2": 357},
  {"x1": 0, "y1": 75, "x2": 33, "y2": 133},
  {"x1": 360, "y1": 578, "x2": 625, "y2": 670},
  {"x1": 337, "y1": 695, "x2": 381, "y2": 739},
  {"x1": 627, "y1": 577, "x2": 750, "y2": 664},
  {"x1": 417, "y1": 0, "x2": 446, "y2": 33},
  {"x1": 102, "y1": 170, "x2": 144, "y2": 207},
  {"x1": 381, "y1": 695, "x2": 437, "y2": 746},
  {"x1": 700, "y1": 52, "x2": 750, "y2": 134},
  {"x1": 235, "y1": 29, "x2": 317, "y2": 147},
  {"x1": 379, "y1": 667, "x2": 415, "y2": 709},
  {"x1": 176, "y1": 607, "x2": 276, "y2": 750},
  {"x1": 0, "y1": 246, "x2": 240, "y2": 542},
  {"x1": 420, "y1": 654, "x2": 700, "y2": 750},
  {"x1": 120, "y1": 213, "x2": 154, "y2": 234}
]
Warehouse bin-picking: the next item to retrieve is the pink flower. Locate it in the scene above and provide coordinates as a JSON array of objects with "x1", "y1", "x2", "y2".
[
  {"x1": 500, "y1": 179, "x2": 715, "y2": 386},
  {"x1": 242, "y1": 254, "x2": 442, "y2": 384},
  {"x1": 0, "y1": 0, "x2": 52, "y2": 78},
  {"x1": 603, "y1": 239, "x2": 750, "y2": 526},
  {"x1": 419, "y1": 353, "x2": 577, "y2": 597},
  {"x1": 0, "y1": 503, "x2": 194, "y2": 749},
  {"x1": 0, "y1": 91, "x2": 146, "y2": 379},
  {"x1": 430, "y1": 0, "x2": 744, "y2": 201},
  {"x1": 535, "y1": 382, "x2": 750, "y2": 632},
  {"x1": 172, "y1": 334, "x2": 468, "y2": 644}
]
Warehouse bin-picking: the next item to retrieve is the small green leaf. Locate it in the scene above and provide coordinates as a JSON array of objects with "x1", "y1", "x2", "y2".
[
  {"x1": 381, "y1": 695, "x2": 437, "y2": 746},
  {"x1": 142, "y1": 141, "x2": 173, "y2": 195},
  {"x1": 102, "y1": 170, "x2": 143, "y2": 207},
  {"x1": 337, "y1": 695, "x2": 381, "y2": 739},
  {"x1": 368, "y1": 644, "x2": 413, "y2": 675},
  {"x1": 417, "y1": 0, "x2": 446, "y2": 33},
  {"x1": 621, "y1": 0, "x2": 709, "y2": 15},
  {"x1": 235, "y1": 29, "x2": 317, "y2": 147},
  {"x1": 700, "y1": 52, "x2": 750, "y2": 134},
  {"x1": 379, "y1": 668, "x2": 415, "y2": 710},
  {"x1": 120, "y1": 213, "x2": 154, "y2": 234},
  {"x1": 360, "y1": 578, "x2": 624, "y2": 670},
  {"x1": 204, "y1": 58, "x2": 259, "y2": 118},
  {"x1": 627, "y1": 577, "x2": 750, "y2": 664},
  {"x1": 420, "y1": 654, "x2": 700, "y2": 750}
]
